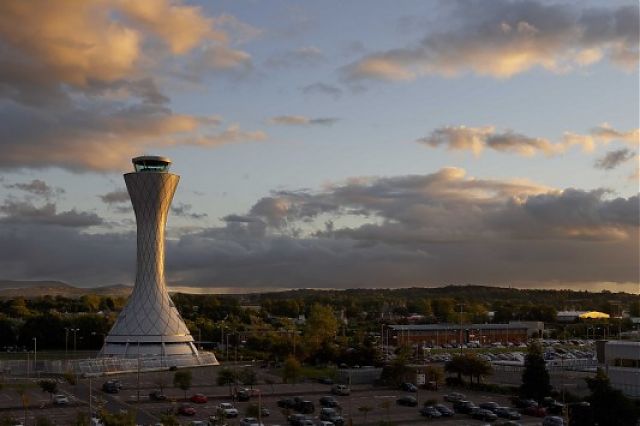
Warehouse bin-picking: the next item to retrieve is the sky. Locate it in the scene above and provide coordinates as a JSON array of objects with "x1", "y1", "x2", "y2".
[{"x1": 0, "y1": 0, "x2": 638, "y2": 293}]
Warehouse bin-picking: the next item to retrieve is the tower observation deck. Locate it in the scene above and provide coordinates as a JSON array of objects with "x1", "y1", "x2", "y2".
[{"x1": 99, "y1": 156, "x2": 218, "y2": 366}]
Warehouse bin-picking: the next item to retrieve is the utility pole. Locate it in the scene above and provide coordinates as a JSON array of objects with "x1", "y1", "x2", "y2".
[
  {"x1": 33, "y1": 338, "x2": 37, "y2": 374},
  {"x1": 457, "y1": 303, "x2": 465, "y2": 354}
]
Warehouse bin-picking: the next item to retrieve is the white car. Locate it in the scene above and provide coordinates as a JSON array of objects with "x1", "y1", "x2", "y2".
[
  {"x1": 217, "y1": 402, "x2": 239, "y2": 418},
  {"x1": 239, "y1": 418, "x2": 264, "y2": 426},
  {"x1": 53, "y1": 394, "x2": 70, "y2": 405}
]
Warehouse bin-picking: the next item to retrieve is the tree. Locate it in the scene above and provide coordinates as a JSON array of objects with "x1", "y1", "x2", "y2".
[
  {"x1": 586, "y1": 368, "x2": 640, "y2": 426},
  {"x1": 246, "y1": 403, "x2": 260, "y2": 418},
  {"x1": 38, "y1": 379, "x2": 58, "y2": 400},
  {"x1": 424, "y1": 365, "x2": 445, "y2": 390},
  {"x1": 282, "y1": 355, "x2": 302, "y2": 384},
  {"x1": 520, "y1": 342, "x2": 551, "y2": 401},
  {"x1": 239, "y1": 367, "x2": 257, "y2": 388},
  {"x1": 217, "y1": 367, "x2": 237, "y2": 395},
  {"x1": 35, "y1": 417, "x2": 54, "y2": 426},
  {"x1": 98, "y1": 409, "x2": 136, "y2": 426},
  {"x1": 629, "y1": 299, "x2": 640, "y2": 317},
  {"x1": 173, "y1": 370, "x2": 192, "y2": 400}
]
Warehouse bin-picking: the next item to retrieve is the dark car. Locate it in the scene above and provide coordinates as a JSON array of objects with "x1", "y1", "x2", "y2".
[
  {"x1": 434, "y1": 404, "x2": 454, "y2": 417},
  {"x1": 320, "y1": 408, "x2": 344, "y2": 425},
  {"x1": 319, "y1": 396, "x2": 340, "y2": 408},
  {"x1": 453, "y1": 400, "x2": 477, "y2": 414},
  {"x1": 510, "y1": 397, "x2": 537, "y2": 409},
  {"x1": 400, "y1": 382, "x2": 417, "y2": 392},
  {"x1": 236, "y1": 389, "x2": 250, "y2": 401},
  {"x1": 495, "y1": 406, "x2": 521, "y2": 420},
  {"x1": 288, "y1": 413, "x2": 307, "y2": 426},
  {"x1": 494, "y1": 421, "x2": 523, "y2": 426},
  {"x1": 149, "y1": 391, "x2": 167, "y2": 401},
  {"x1": 278, "y1": 398, "x2": 296, "y2": 409},
  {"x1": 293, "y1": 398, "x2": 314, "y2": 414},
  {"x1": 396, "y1": 395, "x2": 418, "y2": 407},
  {"x1": 318, "y1": 377, "x2": 334, "y2": 385},
  {"x1": 102, "y1": 381, "x2": 119, "y2": 394},
  {"x1": 471, "y1": 408, "x2": 498, "y2": 421},
  {"x1": 542, "y1": 416, "x2": 564, "y2": 426},
  {"x1": 420, "y1": 406, "x2": 442, "y2": 418},
  {"x1": 479, "y1": 402, "x2": 500, "y2": 412},
  {"x1": 261, "y1": 407, "x2": 270, "y2": 417},
  {"x1": 444, "y1": 392, "x2": 466, "y2": 403},
  {"x1": 542, "y1": 397, "x2": 564, "y2": 415}
]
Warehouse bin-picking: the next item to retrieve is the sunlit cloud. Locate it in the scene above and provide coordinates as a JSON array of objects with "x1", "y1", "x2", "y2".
[{"x1": 343, "y1": 1, "x2": 639, "y2": 82}]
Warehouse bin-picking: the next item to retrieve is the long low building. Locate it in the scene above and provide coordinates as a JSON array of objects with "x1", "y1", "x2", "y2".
[
  {"x1": 598, "y1": 340, "x2": 640, "y2": 398},
  {"x1": 388, "y1": 323, "x2": 535, "y2": 346}
]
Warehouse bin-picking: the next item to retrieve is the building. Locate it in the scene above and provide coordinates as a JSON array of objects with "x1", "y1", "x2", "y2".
[
  {"x1": 598, "y1": 340, "x2": 640, "y2": 398},
  {"x1": 100, "y1": 156, "x2": 218, "y2": 367},
  {"x1": 389, "y1": 323, "x2": 531, "y2": 346}
]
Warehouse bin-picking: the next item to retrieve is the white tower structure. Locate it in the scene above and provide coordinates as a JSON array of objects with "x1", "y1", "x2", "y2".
[{"x1": 100, "y1": 156, "x2": 215, "y2": 364}]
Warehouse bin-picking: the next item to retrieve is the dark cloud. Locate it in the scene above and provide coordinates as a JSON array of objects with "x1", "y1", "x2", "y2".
[
  {"x1": 344, "y1": 1, "x2": 638, "y2": 82},
  {"x1": 0, "y1": 200, "x2": 103, "y2": 228},
  {"x1": 594, "y1": 148, "x2": 636, "y2": 170},
  {"x1": 300, "y1": 82, "x2": 343, "y2": 99},
  {"x1": 264, "y1": 47, "x2": 324, "y2": 69},
  {"x1": 99, "y1": 190, "x2": 130, "y2": 205},
  {"x1": 171, "y1": 203, "x2": 207, "y2": 220},
  {"x1": 268, "y1": 115, "x2": 339, "y2": 126},
  {"x1": 5, "y1": 179, "x2": 64, "y2": 198}
]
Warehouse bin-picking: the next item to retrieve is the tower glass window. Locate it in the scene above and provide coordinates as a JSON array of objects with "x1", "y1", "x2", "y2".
[{"x1": 132, "y1": 156, "x2": 171, "y2": 173}]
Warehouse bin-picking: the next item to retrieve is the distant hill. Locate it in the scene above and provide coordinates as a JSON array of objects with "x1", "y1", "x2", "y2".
[{"x1": 0, "y1": 280, "x2": 132, "y2": 298}]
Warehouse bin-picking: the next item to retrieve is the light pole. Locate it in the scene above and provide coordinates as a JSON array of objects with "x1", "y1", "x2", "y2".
[
  {"x1": 72, "y1": 328, "x2": 80, "y2": 356},
  {"x1": 64, "y1": 328, "x2": 69, "y2": 356},
  {"x1": 33, "y1": 337, "x2": 37, "y2": 374}
]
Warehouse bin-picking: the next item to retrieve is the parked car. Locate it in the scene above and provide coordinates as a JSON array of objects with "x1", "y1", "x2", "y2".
[
  {"x1": 331, "y1": 385, "x2": 350, "y2": 396},
  {"x1": 494, "y1": 422, "x2": 522, "y2": 426},
  {"x1": 542, "y1": 397, "x2": 564, "y2": 415},
  {"x1": 419, "y1": 406, "x2": 442, "y2": 418},
  {"x1": 217, "y1": 403, "x2": 239, "y2": 418},
  {"x1": 53, "y1": 394, "x2": 69, "y2": 406},
  {"x1": 296, "y1": 400, "x2": 314, "y2": 414},
  {"x1": 260, "y1": 407, "x2": 270, "y2": 417},
  {"x1": 278, "y1": 397, "x2": 296, "y2": 409},
  {"x1": 239, "y1": 418, "x2": 264, "y2": 426},
  {"x1": 471, "y1": 408, "x2": 498, "y2": 421},
  {"x1": 396, "y1": 395, "x2": 418, "y2": 407},
  {"x1": 190, "y1": 393, "x2": 208, "y2": 404},
  {"x1": 319, "y1": 396, "x2": 340, "y2": 408},
  {"x1": 287, "y1": 413, "x2": 307, "y2": 426},
  {"x1": 510, "y1": 397, "x2": 537, "y2": 409},
  {"x1": 236, "y1": 389, "x2": 250, "y2": 401},
  {"x1": 444, "y1": 392, "x2": 466, "y2": 403},
  {"x1": 434, "y1": 404, "x2": 455, "y2": 417},
  {"x1": 453, "y1": 400, "x2": 477, "y2": 414},
  {"x1": 522, "y1": 405, "x2": 546, "y2": 417},
  {"x1": 178, "y1": 404, "x2": 196, "y2": 416},
  {"x1": 319, "y1": 408, "x2": 344, "y2": 425},
  {"x1": 149, "y1": 391, "x2": 167, "y2": 401},
  {"x1": 495, "y1": 406, "x2": 521, "y2": 420},
  {"x1": 101, "y1": 381, "x2": 119, "y2": 394},
  {"x1": 400, "y1": 382, "x2": 417, "y2": 392},
  {"x1": 318, "y1": 377, "x2": 334, "y2": 385},
  {"x1": 479, "y1": 401, "x2": 500, "y2": 412},
  {"x1": 543, "y1": 416, "x2": 564, "y2": 426}
]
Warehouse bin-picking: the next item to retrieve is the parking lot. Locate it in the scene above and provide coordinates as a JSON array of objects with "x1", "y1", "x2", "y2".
[{"x1": 0, "y1": 365, "x2": 563, "y2": 425}]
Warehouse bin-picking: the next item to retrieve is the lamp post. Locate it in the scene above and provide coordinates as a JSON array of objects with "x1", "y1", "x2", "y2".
[
  {"x1": 64, "y1": 328, "x2": 69, "y2": 356},
  {"x1": 72, "y1": 328, "x2": 80, "y2": 356},
  {"x1": 33, "y1": 337, "x2": 37, "y2": 374}
]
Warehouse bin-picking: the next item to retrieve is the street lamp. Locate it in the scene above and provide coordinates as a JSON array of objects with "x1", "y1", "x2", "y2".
[
  {"x1": 71, "y1": 328, "x2": 80, "y2": 356},
  {"x1": 32, "y1": 337, "x2": 37, "y2": 374}
]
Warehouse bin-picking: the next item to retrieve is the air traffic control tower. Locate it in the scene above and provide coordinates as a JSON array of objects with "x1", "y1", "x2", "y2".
[{"x1": 100, "y1": 156, "x2": 217, "y2": 366}]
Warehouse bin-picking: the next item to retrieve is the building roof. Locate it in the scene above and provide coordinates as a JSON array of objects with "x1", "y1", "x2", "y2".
[
  {"x1": 579, "y1": 311, "x2": 610, "y2": 319},
  {"x1": 389, "y1": 323, "x2": 528, "y2": 331}
]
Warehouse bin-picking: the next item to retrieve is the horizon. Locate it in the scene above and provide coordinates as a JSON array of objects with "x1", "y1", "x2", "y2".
[{"x1": 0, "y1": 0, "x2": 638, "y2": 293}]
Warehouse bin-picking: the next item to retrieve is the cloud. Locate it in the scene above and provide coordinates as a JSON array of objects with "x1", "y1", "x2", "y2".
[
  {"x1": 265, "y1": 46, "x2": 324, "y2": 69},
  {"x1": 300, "y1": 82, "x2": 343, "y2": 99},
  {"x1": 343, "y1": 1, "x2": 639, "y2": 82},
  {"x1": 0, "y1": 200, "x2": 102, "y2": 228},
  {"x1": 0, "y1": 0, "x2": 262, "y2": 172},
  {"x1": 268, "y1": 115, "x2": 339, "y2": 126},
  {"x1": 418, "y1": 126, "x2": 564, "y2": 156},
  {"x1": 418, "y1": 124, "x2": 639, "y2": 157},
  {"x1": 5, "y1": 179, "x2": 65, "y2": 199},
  {"x1": 171, "y1": 203, "x2": 207, "y2": 220},
  {"x1": 594, "y1": 148, "x2": 636, "y2": 170},
  {"x1": 0, "y1": 169, "x2": 636, "y2": 288},
  {"x1": 100, "y1": 190, "x2": 130, "y2": 205}
]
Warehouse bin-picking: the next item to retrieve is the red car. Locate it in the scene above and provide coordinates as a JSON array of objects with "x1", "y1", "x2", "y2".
[
  {"x1": 178, "y1": 404, "x2": 196, "y2": 416},
  {"x1": 190, "y1": 393, "x2": 208, "y2": 404},
  {"x1": 523, "y1": 405, "x2": 547, "y2": 417}
]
